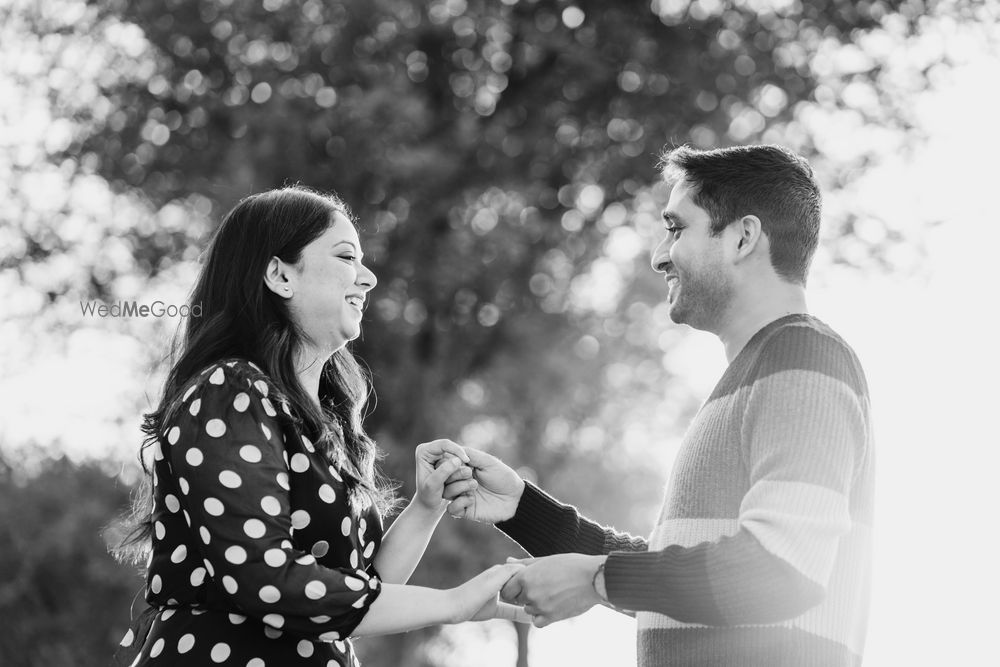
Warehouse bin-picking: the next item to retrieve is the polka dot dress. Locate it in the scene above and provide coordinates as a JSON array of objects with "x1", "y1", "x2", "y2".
[{"x1": 119, "y1": 360, "x2": 382, "y2": 666}]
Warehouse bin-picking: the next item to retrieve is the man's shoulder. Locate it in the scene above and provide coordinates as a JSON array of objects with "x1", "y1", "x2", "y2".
[{"x1": 752, "y1": 316, "x2": 868, "y2": 396}]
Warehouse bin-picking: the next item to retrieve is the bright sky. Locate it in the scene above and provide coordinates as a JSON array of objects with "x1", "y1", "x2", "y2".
[{"x1": 2, "y1": 2, "x2": 998, "y2": 666}]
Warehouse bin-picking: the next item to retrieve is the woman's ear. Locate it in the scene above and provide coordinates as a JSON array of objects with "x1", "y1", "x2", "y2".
[{"x1": 263, "y1": 257, "x2": 295, "y2": 299}]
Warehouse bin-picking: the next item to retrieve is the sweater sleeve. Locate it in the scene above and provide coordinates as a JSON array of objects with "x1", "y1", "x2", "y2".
[
  {"x1": 164, "y1": 361, "x2": 381, "y2": 641},
  {"x1": 496, "y1": 482, "x2": 648, "y2": 556},
  {"x1": 603, "y1": 328, "x2": 866, "y2": 625}
]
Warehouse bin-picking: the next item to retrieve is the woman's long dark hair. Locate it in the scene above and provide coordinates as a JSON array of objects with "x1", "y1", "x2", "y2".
[{"x1": 112, "y1": 186, "x2": 395, "y2": 566}]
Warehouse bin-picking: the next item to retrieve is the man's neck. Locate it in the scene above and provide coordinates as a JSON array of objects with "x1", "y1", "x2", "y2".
[{"x1": 717, "y1": 283, "x2": 808, "y2": 363}]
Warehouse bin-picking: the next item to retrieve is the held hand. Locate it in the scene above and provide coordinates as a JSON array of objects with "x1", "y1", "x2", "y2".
[
  {"x1": 443, "y1": 447, "x2": 525, "y2": 523},
  {"x1": 499, "y1": 554, "x2": 606, "y2": 628},
  {"x1": 413, "y1": 439, "x2": 470, "y2": 513},
  {"x1": 449, "y1": 563, "x2": 526, "y2": 624}
]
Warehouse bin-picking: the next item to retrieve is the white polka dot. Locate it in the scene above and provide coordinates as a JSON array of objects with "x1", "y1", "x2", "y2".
[
  {"x1": 206, "y1": 419, "x2": 227, "y2": 437},
  {"x1": 192, "y1": 607, "x2": 206, "y2": 615},
  {"x1": 154, "y1": 521, "x2": 165, "y2": 540},
  {"x1": 247, "y1": 659, "x2": 264, "y2": 667},
  {"x1": 344, "y1": 576, "x2": 364, "y2": 591},
  {"x1": 282, "y1": 450, "x2": 289, "y2": 468},
  {"x1": 241, "y1": 518, "x2": 265, "y2": 539},
  {"x1": 282, "y1": 402, "x2": 292, "y2": 415},
  {"x1": 149, "y1": 637, "x2": 165, "y2": 657},
  {"x1": 318, "y1": 484, "x2": 336, "y2": 503},
  {"x1": 233, "y1": 392, "x2": 250, "y2": 412},
  {"x1": 305, "y1": 580, "x2": 326, "y2": 600},
  {"x1": 310, "y1": 615, "x2": 331, "y2": 623},
  {"x1": 352, "y1": 593, "x2": 368, "y2": 608},
  {"x1": 178, "y1": 633, "x2": 195, "y2": 654},
  {"x1": 191, "y1": 567, "x2": 206, "y2": 586},
  {"x1": 222, "y1": 575, "x2": 238, "y2": 594},
  {"x1": 264, "y1": 548, "x2": 286, "y2": 567},
  {"x1": 120, "y1": 629, "x2": 134, "y2": 647},
  {"x1": 165, "y1": 494, "x2": 180, "y2": 513},
  {"x1": 210, "y1": 642, "x2": 231, "y2": 663},
  {"x1": 189, "y1": 398, "x2": 201, "y2": 416},
  {"x1": 341, "y1": 517, "x2": 352, "y2": 536},
  {"x1": 262, "y1": 398, "x2": 277, "y2": 417},
  {"x1": 264, "y1": 626, "x2": 282, "y2": 639},
  {"x1": 179, "y1": 478, "x2": 190, "y2": 495},
  {"x1": 209, "y1": 367, "x2": 225, "y2": 385},
  {"x1": 301, "y1": 435, "x2": 315, "y2": 452},
  {"x1": 219, "y1": 470, "x2": 242, "y2": 488},
  {"x1": 204, "y1": 558, "x2": 215, "y2": 577},
  {"x1": 167, "y1": 427, "x2": 180, "y2": 445},
  {"x1": 182, "y1": 384, "x2": 197, "y2": 401},
  {"x1": 260, "y1": 496, "x2": 280, "y2": 516},
  {"x1": 369, "y1": 577, "x2": 379, "y2": 590},
  {"x1": 350, "y1": 550, "x2": 358, "y2": 568},
  {"x1": 185, "y1": 448, "x2": 204, "y2": 466},
  {"x1": 261, "y1": 423, "x2": 272, "y2": 440},
  {"x1": 319, "y1": 631, "x2": 340, "y2": 642},
  {"x1": 328, "y1": 465, "x2": 343, "y2": 482},
  {"x1": 290, "y1": 453, "x2": 309, "y2": 473},
  {"x1": 239, "y1": 445, "x2": 262, "y2": 463},
  {"x1": 276, "y1": 472, "x2": 289, "y2": 491},
  {"x1": 291, "y1": 510, "x2": 311, "y2": 530},
  {"x1": 259, "y1": 585, "x2": 280, "y2": 603},
  {"x1": 170, "y1": 544, "x2": 187, "y2": 563},
  {"x1": 204, "y1": 498, "x2": 224, "y2": 516},
  {"x1": 311, "y1": 541, "x2": 329, "y2": 558},
  {"x1": 358, "y1": 518, "x2": 367, "y2": 536},
  {"x1": 334, "y1": 640, "x2": 347, "y2": 652},
  {"x1": 150, "y1": 574, "x2": 162, "y2": 594},
  {"x1": 153, "y1": 442, "x2": 164, "y2": 461},
  {"x1": 295, "y1": 554, "x2": 315, "y2": 566},
  {"x1": 263, "y1": 613, "x2": 284, "y2": 628},
  {"x1": 363, "y1": 542, "x2": 375, "y2": 559},
  {"x1": 225, "y1": 546, "x2": 247, "y2": 564},
  {"x1": 183, "y1": 510, "x2": 191, "y2": 527},
  {"x1": 200, "y1": 526, "x2": 211, "y2": 544},
  {"x1": 161, "y1": 608, "x2": 175, "y2": 621},
  {"x1": 228, "y1": 613, "x2": 246, "y2": 625},
  {"x1": 254, "y1": 379, "x2": 269, "y2": 396},
  {"x1": 297, "y1": 640, "x2": 315, "y2": 657},
  {"x1": 281, "y1": 539, "x2": 293, "y2": 549}
]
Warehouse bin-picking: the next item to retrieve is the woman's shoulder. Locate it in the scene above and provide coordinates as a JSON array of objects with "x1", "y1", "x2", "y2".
[{"x1": 166, "y1": 358, "x2": 288, "y2": 421}]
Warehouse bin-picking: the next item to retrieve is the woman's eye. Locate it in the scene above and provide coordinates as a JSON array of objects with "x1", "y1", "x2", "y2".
[
  {"x1": 666, "y1": 226, "x2": 683, "y2": 235},
  {"x1": 339, "y1": 255, "x2": 356, "y2": 262}
]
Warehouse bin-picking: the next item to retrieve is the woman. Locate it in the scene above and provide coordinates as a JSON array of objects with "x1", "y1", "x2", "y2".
[{"x1": 113, "y1": 186, "x2": 522, "y2": 666}]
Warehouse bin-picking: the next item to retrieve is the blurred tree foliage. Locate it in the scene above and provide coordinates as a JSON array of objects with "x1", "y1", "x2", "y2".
[
  {"x1": 1, "y1": 0, "x2": 974, "y2": 664},
  {"x1": 0, "y1": 453, "x2": 139, "y2": 667}
]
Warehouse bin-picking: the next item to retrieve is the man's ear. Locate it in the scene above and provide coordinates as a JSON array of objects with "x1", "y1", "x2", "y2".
[
  {"x1": 263, "y1": 257, "x2": 295, "y2": 299},
  {"x1": 734, "y1": 214, "x2": 764, "y2": 260}
]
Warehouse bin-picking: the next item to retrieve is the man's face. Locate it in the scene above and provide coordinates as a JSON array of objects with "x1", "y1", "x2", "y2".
[{"x1": 650, "y1": 180, "x2": 734, "y2": 332}]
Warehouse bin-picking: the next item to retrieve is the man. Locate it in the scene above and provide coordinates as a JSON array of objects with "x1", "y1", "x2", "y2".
[{"x1": 445, "y1": 144, "x2": 874, "y2": 666}]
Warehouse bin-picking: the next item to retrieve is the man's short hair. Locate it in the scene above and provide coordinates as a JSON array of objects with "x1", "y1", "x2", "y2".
[{"x1": 660, "y1": 144, "x2": 821, "y2": 285}]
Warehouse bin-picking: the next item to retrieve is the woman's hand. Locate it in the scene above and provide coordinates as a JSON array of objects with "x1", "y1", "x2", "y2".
[
  {"x1": 448, "y1": 563, "x2": 526, "y2": 624},
  {"x1": 413, "y1": 439, "x2": 471, "y2": 514}
]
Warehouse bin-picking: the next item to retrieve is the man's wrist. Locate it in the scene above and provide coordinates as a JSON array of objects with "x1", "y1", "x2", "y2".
[{"x1": 592, "y1": 555, "x2": 609, "y2": 602}]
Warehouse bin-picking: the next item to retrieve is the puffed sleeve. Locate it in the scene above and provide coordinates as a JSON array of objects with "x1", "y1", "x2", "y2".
[{"x1": 163, "y1": 361, "x2": 381, "y2": 641}]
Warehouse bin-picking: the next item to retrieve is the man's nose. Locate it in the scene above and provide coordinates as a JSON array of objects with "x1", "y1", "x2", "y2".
[{"x1": 650, "y1": 238, "x2": 671, "y2": 273}]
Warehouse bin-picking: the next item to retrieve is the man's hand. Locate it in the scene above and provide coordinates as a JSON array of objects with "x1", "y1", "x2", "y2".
[
  {"x1": 499, "y1": 554, "x2": 607, "y2": 628},
  {"x1": 442, "y1": 447, "x2": 525, "y2": 523}
]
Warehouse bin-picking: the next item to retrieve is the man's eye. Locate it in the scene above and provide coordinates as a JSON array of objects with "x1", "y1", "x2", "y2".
[
  {"x1": 339, "y1": 255, "x2": 356, "y2": 261},
  {"x1": 666, "y1": 226, "x2": 683, "y2": 235}
]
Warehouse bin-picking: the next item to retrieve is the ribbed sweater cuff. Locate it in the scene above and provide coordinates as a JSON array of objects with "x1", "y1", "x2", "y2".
[
  {"x1": 495, "y1": 481, "x2": 607, "y2": 557},
  {"x1": 604, "y1": 549, "x2": 680, "y2": 613}
]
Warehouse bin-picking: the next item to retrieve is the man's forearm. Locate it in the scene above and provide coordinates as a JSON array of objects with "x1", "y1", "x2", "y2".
[{"x1": 497, "y1": 482, "x2": 648, "y2": 557}]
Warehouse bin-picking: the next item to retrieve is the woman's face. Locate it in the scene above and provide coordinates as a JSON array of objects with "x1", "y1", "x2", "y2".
[{"x1": 287, "y1": 211, "x2": 377, "y2": 353}]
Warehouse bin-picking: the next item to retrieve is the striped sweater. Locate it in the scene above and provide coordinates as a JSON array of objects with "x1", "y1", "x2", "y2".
[{"x1": 498, "y1": 314, "x2": 874, "y2": 666}]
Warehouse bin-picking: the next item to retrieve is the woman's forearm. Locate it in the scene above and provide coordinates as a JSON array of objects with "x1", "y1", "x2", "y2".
[
  {"x1": 374, "y1": 500, "x2": 445, "y2": 584},
  {"x1": 350, "y1": 583, "x2": 454, "y2": 636}
]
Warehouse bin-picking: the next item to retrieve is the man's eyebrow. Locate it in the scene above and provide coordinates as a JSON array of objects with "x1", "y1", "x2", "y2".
[{"x1": 661, "y1": 210, "x2": 683, "y2": 225}]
